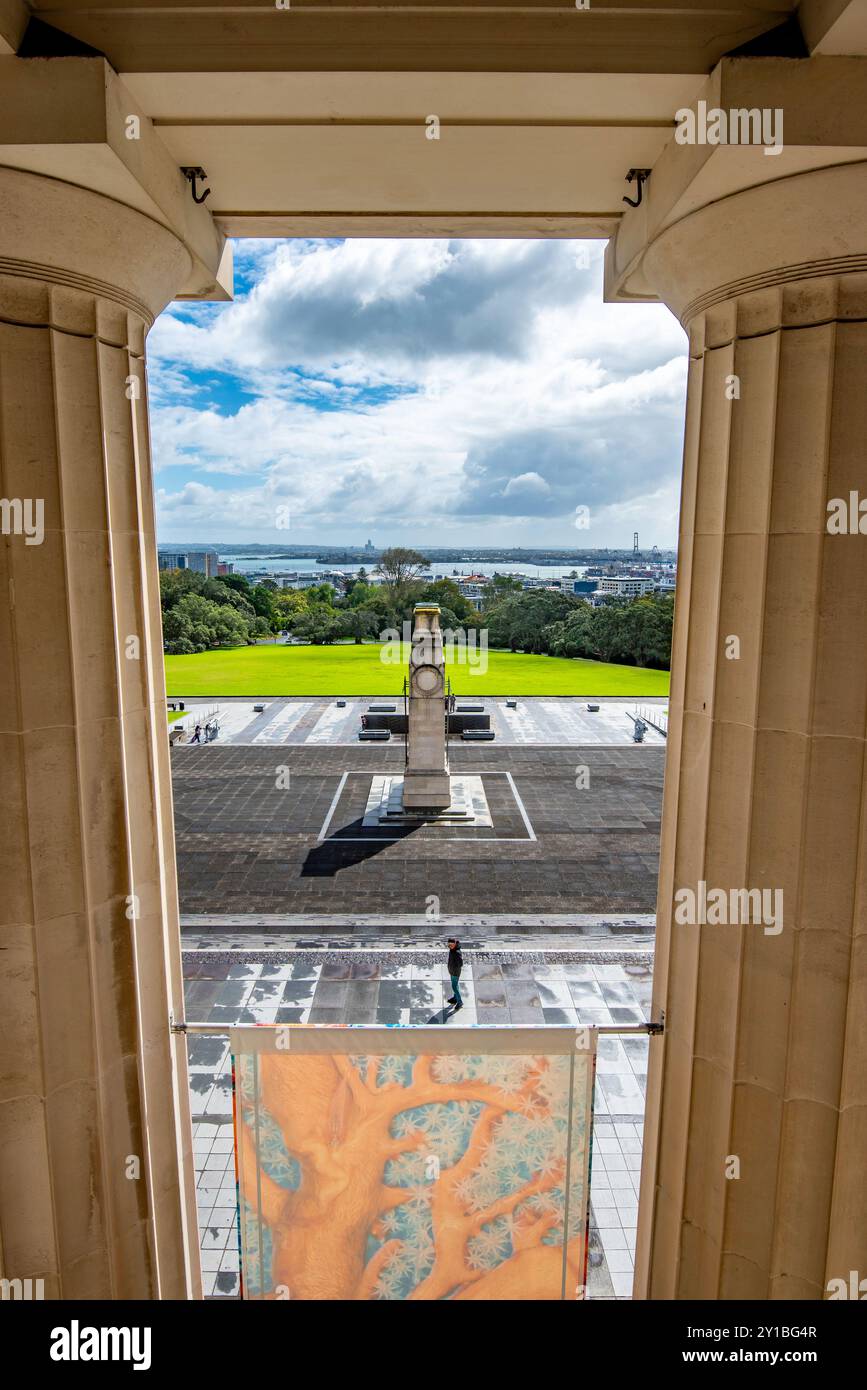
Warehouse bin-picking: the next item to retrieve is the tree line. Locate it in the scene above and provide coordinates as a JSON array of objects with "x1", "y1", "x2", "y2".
[{"x1": 159, "y1": 545, "x2": 672, "y2": 669}]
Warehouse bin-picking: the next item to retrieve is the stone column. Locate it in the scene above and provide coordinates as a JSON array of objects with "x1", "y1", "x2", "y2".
[
  {"x1": 0, "y1": 168, "x2": 200, "y2": 1298},
  {"x1": 404, "y1": 603, "x2": 451, "y2": 808},
  {"x1": 629, "y1": 162, "x2": 867, "y2": 1299}
]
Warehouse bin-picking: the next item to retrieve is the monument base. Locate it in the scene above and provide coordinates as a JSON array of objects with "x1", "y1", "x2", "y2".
[
  {"x1": 402, "y1": 771, "x2": 451, "y2": 810},
  {"x1": 363, "y1": 775, "x2": 493, "y2": 828}
]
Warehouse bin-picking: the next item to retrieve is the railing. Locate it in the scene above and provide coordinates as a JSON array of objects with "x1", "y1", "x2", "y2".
[
  {"x1": 173, "y1": 1018, "x2": 663, "y2": 1037},
  {"x1": 633, "y1": 704, "x2": 668, "y2": 738}
]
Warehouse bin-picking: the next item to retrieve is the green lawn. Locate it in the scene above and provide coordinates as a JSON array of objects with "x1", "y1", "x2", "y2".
[{"x1": 164, "y1": 643, "x2": 670, "y2": 697}]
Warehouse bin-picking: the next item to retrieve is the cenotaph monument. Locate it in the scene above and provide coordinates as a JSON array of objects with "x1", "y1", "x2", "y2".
[
  {"x1": 363, "y1": 604, "x2": 491, "y2": 827},
  {"x1": 403, "y1": 604, "x2": 451, "y2": 809}
]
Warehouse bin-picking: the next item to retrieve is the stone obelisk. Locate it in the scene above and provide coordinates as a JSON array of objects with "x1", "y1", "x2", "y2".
[{"x1": 403, "y1": 604, "x2": 451, "y2": 810}]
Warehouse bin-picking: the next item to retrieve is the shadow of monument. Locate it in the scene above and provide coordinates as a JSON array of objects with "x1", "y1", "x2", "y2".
[{"x1": 301, "y1": 821, "x2": 420, "y2": 876}]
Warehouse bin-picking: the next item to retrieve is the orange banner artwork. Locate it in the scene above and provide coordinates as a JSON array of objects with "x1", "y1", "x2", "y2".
[{"x1": 231, "y1": 1025, "x2": 595, "y2": 1300}]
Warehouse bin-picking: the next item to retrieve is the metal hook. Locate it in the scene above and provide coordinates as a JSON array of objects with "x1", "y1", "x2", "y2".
[
  {"x1": 622, "y1": 168, "x2": 651, "y2": 209},
  {"x1": 181, "y1": 166, "x2": 211, "y2": 205}
]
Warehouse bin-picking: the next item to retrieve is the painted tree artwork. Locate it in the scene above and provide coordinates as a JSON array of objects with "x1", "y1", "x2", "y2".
[{"x1": 232, "y1": 1029, "x2": 594, "y2": 1301}]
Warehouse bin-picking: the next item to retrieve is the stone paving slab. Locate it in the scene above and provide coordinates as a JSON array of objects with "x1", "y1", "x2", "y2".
[{"x1": 173, "y1": 744, "x2": 663, "y2": 918}]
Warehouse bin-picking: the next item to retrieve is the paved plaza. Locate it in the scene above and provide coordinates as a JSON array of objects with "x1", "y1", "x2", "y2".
[
  {"x1": 173, "y1": 743, "x2": 664, "y2": 917},
  {"x1": 185, "y1": 945, "x2": 652, "y2": 1301},
  {"x1": 170, "y1": 695, "x2": 667, "y2": 747}
]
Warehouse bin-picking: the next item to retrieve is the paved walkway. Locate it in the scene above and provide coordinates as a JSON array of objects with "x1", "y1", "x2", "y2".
[
  {"x1": 186, "y1": 950, "x2": 651, "y2": 1300},
  {"x1": 180, "y1": 913, "x2": 655, "y2": 949},
  {"x1": 170, "y1": 695, "x2": 667, "y2": 748}
]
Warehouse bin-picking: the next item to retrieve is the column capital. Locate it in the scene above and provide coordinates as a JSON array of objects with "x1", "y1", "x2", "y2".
[
  {"x1": 0, "y1": 165, "x2": 194, "y2": 329},
  {"x1": 605, "y1": 57, "x2": 867, "y2": 324},
  {"x1": 0, "y1": 55, "x2": 232, "y2": 305}
]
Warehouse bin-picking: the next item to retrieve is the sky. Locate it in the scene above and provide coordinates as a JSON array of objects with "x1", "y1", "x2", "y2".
[{"x1": 148, "y1": 238, "x2": 688, "y2": 550}]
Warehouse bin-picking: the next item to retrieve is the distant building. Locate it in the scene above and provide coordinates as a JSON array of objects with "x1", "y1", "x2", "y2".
[
  {"x1": 282, "y1": 571, "x2": 347, "y2": 591},
  {"x1": 158, "y1": 551, "x2": 188, "y2": 571},
  {"x1": 217, "y1": 561, "x2": 233, "y2": 576},
  {"x1": 455, "y1": 574, "x2": 489, "y2": 602},
  {"x1": 594, "y1": 575, "x2": 656, "y2": 597},
  {"x1": 596, "y1": 576, "x2": 657, "y2": 597},
  {"x1": 572, "y1": 579, "x2": 597, "y2": 596},
  {"x1": 185, "y1": 550, "x2": 220, "y2": 578}
]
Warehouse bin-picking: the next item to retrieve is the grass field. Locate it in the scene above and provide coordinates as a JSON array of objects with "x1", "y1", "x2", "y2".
[{"x1": 164, "y1": 643, "x2": 670, "y2": 697}]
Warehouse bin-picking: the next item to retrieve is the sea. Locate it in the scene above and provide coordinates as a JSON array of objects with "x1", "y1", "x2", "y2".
[{"x1": 223, "y1": 556, "x2": 590, "y2": 582}]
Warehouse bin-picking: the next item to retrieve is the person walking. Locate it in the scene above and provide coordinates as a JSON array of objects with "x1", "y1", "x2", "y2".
[
  {"x1": 447, "y1": 937, "x2": 463, "y2": 1011},
  {"x1": 191, "y1": 723, "x2": 202, "y2": 744}
]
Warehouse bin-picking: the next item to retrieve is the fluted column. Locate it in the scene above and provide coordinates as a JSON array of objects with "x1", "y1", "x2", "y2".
[
  {"x1": 630, "y1": 162, "x2": 867, "y2": 1298},
  {"x1": 0, "y1": 168, "x2": 199, "y2": 1297}
]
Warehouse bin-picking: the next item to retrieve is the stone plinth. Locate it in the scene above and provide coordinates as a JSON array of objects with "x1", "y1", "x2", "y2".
[{"x1": 364, "y1": 775, "x2": 493, "y2": 827}]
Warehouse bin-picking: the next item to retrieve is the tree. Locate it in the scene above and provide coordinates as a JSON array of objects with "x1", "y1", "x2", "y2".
[
  {"x1": 341, "y1": 608, "x2": 380, "y2": 644},
  {"x1": 345, "y1": 580, "x2": 379, "y2": 609},
  {"x1": 215, "y1": 573, "x2": 254, "y2": 597},
  {"x1": 486, "y1": 590, "x2": 578, "y2": 653},
  {"x1": 202, "y1": 577, "x2": 255, "y2": 616},
  {"x1": 162, "y1": 605, "x2": 197, "y2": 654},
  {"x1": 543, "y1": 604, "x2": 597, "y2": 660},
  {"x1": 482, "y1": 573, "x2": 523, "y2": 610},
  {"x1": 304, "y1": 582, "x2": 336, "y2": 607},
  {"x1": 236, "y1": 1049, "x2": 588, "y2": 1301},
  {"x1": 160, "y1": 585, "x2": 257, "y2": 651},
  {"x1": 271, "y1": 589, "x2": 309, "y2": 630},
  {"x1": 250, "y1": 582, "x2": 277, "y2": 626},
  {"x1": 344, "y1": 567, "x2": 369, "y2": 600},
  {"x1": 291, "y1": 605, "x2": 346, "y2": 644},
  {"x1": 418, "y1": 577, "x2": 477, "y2": 624},
  {"x1": 375, "y1": 547, "x2": 429, "y2": 606}
]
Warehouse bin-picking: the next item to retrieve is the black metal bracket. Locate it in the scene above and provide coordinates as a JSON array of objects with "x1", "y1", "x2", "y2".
[
  {"x1": 622, "y1": 168, "x2": 651, "y2": 208},
  {"x1": 181, "y1": 166, "x2": 211, "y2": 205}
]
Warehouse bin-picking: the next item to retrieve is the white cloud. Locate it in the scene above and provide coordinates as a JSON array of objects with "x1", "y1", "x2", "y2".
[{"x1": 148, "y1": 238, "x2": 687, "y2": 546}]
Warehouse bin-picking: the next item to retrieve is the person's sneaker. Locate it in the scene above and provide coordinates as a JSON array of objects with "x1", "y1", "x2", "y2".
[
  {"x1": 447, "y1": 996, "x2": 455, "y2": 1004},
  {"x1": 453, "y1": 1002, "x2": 463, "y2": 1011}
]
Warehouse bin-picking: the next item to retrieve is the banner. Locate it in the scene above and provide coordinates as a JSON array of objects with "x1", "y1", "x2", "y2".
[{"x1": 230, "y1": 1025, "x2": 596, "y2": 1300}]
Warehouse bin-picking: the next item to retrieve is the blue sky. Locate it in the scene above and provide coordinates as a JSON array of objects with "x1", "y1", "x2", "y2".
[{"x1": 148, "y1": 238, "x2": 688, "y2": 548}]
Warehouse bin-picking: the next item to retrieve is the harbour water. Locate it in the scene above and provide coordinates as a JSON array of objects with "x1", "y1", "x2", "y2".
[{"x1": 223, "y1": 556, "x2": 590, "y2": 582}]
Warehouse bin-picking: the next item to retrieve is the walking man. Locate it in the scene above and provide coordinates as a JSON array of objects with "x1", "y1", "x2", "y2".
[{"x1": 447, "y1": 937, "x2": 463, "y2": 1011}]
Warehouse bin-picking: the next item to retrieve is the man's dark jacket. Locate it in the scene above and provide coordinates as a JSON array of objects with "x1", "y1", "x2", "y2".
[{"x1": 448, "y1": 945, "x2": 463, "y2": 977}]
